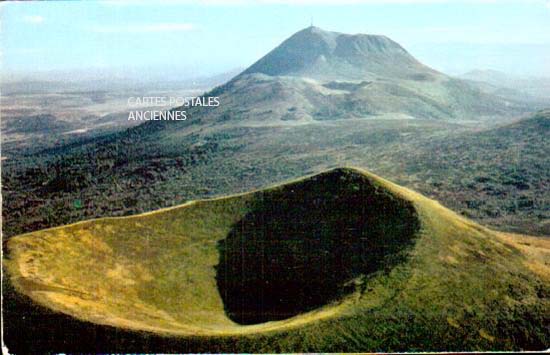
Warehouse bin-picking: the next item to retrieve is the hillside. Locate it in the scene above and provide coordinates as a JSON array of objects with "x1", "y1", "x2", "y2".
[
  {"x1": 4, "y1": 167, "x2": 549, "y2": 353},
  {"x1": 241, "y1": 26, "x2": 437, "y2": 81},
  {"x1": 185, "y1": 27, "x2": 528, "y2": 126},
  {"x1": 2, "y1": 29, "x2": 546, "y2": 240},
  {"x1": 3, "y1": 110, "x2": 549, "y2": 239},
  {"x1": 127, "y1": 27, "x2": 529, "y2": 133},
  {"x1": 459, "y1": 69, "x2": 550, "y2": 101},
  {"x1": 398, "y1": 110, "x2": 550, "y2": 234},
  {"x1": 369, "y1": 110, "x2": 549, "y2": 235}
]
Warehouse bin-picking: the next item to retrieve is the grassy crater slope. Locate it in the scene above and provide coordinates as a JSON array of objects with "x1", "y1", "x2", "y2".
[{"x1": 4, "y1": 167, "x2": 550, "y2": 352}]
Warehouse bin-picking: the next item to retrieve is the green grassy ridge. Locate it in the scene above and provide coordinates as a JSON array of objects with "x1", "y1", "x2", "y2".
[{"x1": 5, "y1": 167, "x2": 550, "y2": 352}]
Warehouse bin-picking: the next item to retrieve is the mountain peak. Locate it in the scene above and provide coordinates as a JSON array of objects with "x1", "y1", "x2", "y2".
[{"x1": 241, "y1": 27, "x2": 432, "y2": 81}]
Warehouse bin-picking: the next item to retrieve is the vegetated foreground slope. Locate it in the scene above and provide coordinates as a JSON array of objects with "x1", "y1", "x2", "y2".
[
  {"x1": 383, "y1": 110, "x2": 550, "y2": 235},
  {"x1": 3, "y1": 111, "x2": 548, "y2": 240},
  {"x1": 5, "y1": 168, "x2": 549, "y2": 353},
  {"x1": 2, "y1": 27, "x2": 543, "y2": 241}
]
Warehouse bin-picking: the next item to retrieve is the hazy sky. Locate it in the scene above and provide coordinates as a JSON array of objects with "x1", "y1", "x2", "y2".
[{"x1": 2, "y1": 0, "x2": 550, "y2": 80}]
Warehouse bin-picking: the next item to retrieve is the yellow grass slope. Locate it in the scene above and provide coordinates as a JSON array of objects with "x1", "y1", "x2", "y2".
[{"x1": 5, "y1": 167, "x2": 549, "y2": 349}]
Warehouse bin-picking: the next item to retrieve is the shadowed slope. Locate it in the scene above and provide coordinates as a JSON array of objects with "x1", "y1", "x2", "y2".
[{"x1": 217, "y1": 171, "x2": 419, "y2": 324}]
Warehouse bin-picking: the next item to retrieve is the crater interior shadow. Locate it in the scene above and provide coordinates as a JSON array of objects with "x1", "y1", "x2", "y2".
[{"x1": 216, "y1": 169, "x2": 420, "y2": 325}]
